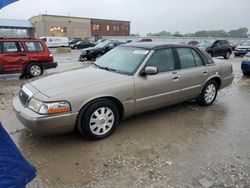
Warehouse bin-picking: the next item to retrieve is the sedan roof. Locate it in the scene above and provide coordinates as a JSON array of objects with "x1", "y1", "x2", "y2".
[{"x1": 121, "y1": 42, "x2": 192, "y2": 50}]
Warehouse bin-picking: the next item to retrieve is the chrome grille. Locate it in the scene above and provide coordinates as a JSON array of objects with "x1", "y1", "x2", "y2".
[
  {"x1": 19, "y1": 89, "x2": 29, "y2": 106},
  {"x1": 19, "y1": 86, "x2": 33, "y2": 106}
]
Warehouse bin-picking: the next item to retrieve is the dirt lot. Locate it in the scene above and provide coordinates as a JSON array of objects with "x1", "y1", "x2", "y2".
[{"x1": 0, "y1": 50, "x2": 250, "y2": 188}]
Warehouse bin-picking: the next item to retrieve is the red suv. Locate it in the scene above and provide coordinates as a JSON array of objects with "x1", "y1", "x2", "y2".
[{"x1": 0, "y1": 38, "x2": 57, "y2": 77}]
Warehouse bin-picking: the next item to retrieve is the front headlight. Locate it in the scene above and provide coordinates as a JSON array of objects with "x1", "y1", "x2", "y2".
[
  {"x1": 28, "y1": 98, "x2": 71, "y2": 114},
  {"x1": 243, "y1": 56, "x2": 250, "y2": 62}
]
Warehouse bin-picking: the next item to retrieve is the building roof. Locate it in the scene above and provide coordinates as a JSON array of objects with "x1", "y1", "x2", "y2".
[
  {"x1": 31, "y1": 14, "x2": 130, "y2": 23},
  {"x1": 0, "y1": 19, "x2": 34, "y2": 28}
]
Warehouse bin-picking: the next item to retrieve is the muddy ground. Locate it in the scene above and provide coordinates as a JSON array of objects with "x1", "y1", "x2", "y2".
[{"x1": 0, "y1": 50, "x2": 250, "y2": 188}]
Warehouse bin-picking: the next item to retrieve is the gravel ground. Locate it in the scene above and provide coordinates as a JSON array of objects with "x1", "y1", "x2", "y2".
[{"x1": 0, "y1": 51, "x2": 250, "y2": 188}]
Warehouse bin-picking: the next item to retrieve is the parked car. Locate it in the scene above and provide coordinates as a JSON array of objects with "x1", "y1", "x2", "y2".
[
  {"x1": 197, "y1": 40, "x2": 232, "y2": 59},
  {"x1": 70, "y1": 40, "x2": 95, "y2": 49},
  {"x1": 69, "y1": 38, "x2": 82, "y2": 45},
  {"x1": 13, "y1": 43, "x2": 234, "y2": 139},
  {"x1": 40, "y1": 37, "x2": 69, "y2": 48},
  {"x1": 234, "y1": 40, "x2": 250, "y2": 57},
  {"x1": 79, "y1": 40, "x2": 123, "y2": 61},
  {"x1": 137, "y1": 38, "x2": 153, "y2": 42},
  {"x1": 241, "y1": 52, "x2": 250, "y2": 75},
  {"x1": 187, "y1": 40, "x2": 199, "y2": 46},
  {"x1": 229, "y1": 41, "x2": 238, "y2": 50},
  {"x1": 0, "y1": 38, "x2": 57, "y2": 77}
]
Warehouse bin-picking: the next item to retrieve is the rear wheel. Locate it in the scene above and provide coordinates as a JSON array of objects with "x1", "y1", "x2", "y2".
[
  {"x1": 196, "y1": 80, "x2": 218, "y2": 106},
  {"x1": 77, "y1": 99, "x2": 119, "y2": 140},
  {"x1": 26, "y1": 63, "x2": 43, "y2": 78},
  {"x1": 224, "y1": 51, "x2": 230, "y2": 59}
]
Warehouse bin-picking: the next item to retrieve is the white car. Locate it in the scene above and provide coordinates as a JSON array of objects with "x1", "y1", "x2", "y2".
[{"x1": 234, "y1": 40, "x2": 250, "y2": 57}]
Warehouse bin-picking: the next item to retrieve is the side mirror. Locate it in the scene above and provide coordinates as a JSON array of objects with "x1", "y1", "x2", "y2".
[{"x1": 144, "y1": 66, "x2": 158, "y2": 75}]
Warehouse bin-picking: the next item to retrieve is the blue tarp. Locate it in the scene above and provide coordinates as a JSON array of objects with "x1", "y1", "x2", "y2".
[
  {"x1": 0, "y1": 0, "x2": 18, "y2": 9},
  {"x1": 0, "y1": 122, "x2": 37, "y2": 188}
]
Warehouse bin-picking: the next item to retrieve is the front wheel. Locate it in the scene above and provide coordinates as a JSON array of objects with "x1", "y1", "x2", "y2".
[
  {"x1": 196, "y1": 80, "x2": 218, "y2": 106},
  {"x1": 77, "y1": 99, "x2": 119, "y2": 140},
  {"x1": 26, "y1": 63, "x2": 43, "y2": 78}
]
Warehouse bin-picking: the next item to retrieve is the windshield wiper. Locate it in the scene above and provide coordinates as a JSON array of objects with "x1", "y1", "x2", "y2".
[{"x1": 92, "y1": 63, "x2": 117, "y2": 72}]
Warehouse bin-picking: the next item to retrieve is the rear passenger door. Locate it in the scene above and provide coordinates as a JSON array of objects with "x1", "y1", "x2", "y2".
[{"x1": 175, "y1": 47, "x2": 209, "y2": 101}]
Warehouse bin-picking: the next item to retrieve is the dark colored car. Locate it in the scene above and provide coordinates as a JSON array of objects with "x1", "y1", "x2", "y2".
[
  {"x1": 0, "y1": 38, "x2": 57, "y2": 77},
  {"x1": 137, "y1": 38, "x2": 153, "y2": 42},
  {"x1": 70, "y1": 40, "x2": 95, "y2": 50},
  {"x1": 187, "y1": 40, "x2": 199, "y2": 46},
  {"x1": 197, "y1": 40, "x2": 232, "y2": 59},
  {"x1": 69, "y1": 38, "x2": 82, "y2": 45},
  {"x1": 241, "y1": 52, "x2": 250, "y2": 75},
  {"x1": 79, "y1": 40, "x2": 123, "y2": 61},
  {"x1": 234, "y1": 40, "x2": 250, "y2": 57}
]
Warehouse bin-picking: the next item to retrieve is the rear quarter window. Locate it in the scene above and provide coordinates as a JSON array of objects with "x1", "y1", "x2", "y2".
[
  {"x1": 25, "y1": 42, "x2": 44, "y2": 52},
  {"x1": 0, "y1": 42, "x2": 23, "y2": 53}
]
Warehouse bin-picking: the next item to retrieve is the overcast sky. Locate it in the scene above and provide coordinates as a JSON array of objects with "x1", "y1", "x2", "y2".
[{"x1": 0, "y1": 0, "x2": 249, "y2": 35}]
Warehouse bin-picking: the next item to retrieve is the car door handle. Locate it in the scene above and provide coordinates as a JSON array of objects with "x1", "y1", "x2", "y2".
[
  {"x1": 19, "y1": 54, "x2": 26, "y2": 56},
  {"x1": 172, "y1": 76, "x2": 179, "y2": 80},
  {"x1": 203, "y1": 70, "x2": 208, "y2": 75}
]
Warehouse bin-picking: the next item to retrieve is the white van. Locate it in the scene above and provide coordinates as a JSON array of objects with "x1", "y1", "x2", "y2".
[{"x1": 39, "y1": 37, "x2": 69, "y2": 48}]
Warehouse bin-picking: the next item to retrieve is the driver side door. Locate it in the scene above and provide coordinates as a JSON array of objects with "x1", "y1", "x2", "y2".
[{"x1": 133, "y1": 48, "x2": 181, "y2": 113}]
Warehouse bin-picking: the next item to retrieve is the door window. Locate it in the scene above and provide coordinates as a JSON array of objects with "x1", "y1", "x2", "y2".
[
  {"x1": 2, "y1": 42, "x2": 21, "y2": 53},
  {"x1": 177, "y1": 48, "x2": 196, "y2": 69},
  {"x1": 146, "y1": 48, "x2": 175, "y2": 72},
  {"x1": 191, "y1": 49, "x2": 204, "y2": 66},
  {"x1": 25, "y1": 42, "x2": 44, "y2": 52}
]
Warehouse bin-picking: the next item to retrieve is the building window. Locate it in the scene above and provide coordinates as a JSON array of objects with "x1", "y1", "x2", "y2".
[
  {"x1": 113, "y1": 26, "x2": 117, "y2": 32},
  {"x1": 50, "y1": 26, "x2": 67, "y2": 37},
  {"x1": 93, "y1": 24, "x2": 100, "y2": 31},
  {"x1": 106, "y1": 25, "x2": 110, "y2": 31}
]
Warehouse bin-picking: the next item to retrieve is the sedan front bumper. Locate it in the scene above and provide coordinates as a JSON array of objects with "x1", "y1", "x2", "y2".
[{"x1": 12, "y1": 96, "x2": 77, "y2": 135}]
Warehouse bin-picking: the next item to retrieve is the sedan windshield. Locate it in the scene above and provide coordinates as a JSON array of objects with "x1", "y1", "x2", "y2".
[{"x1": 94, "y1": 47, "x2": 149, "y2": 75}]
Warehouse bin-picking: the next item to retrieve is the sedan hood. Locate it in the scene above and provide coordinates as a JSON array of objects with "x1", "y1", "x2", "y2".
[{"x1": 30, "y1": 67, "x2": 126, "y2": 98}]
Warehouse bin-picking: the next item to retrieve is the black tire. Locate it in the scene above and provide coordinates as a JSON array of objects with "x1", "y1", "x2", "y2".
[
  {"x1": 223, "y1": 51, "x2": 230, "y2": 59},
  {"x1": 26, "y1": 63, "x2": 43, "y2": 78},
  {"x1": 196, "y1": 80, "x2": 218, "y2": 106},
  {"x1": 242, "y1": 71, "x2": 250, "y2": 76},
  {"x1": 77, "y1": 99, "x2": 119, "y2": 140}
]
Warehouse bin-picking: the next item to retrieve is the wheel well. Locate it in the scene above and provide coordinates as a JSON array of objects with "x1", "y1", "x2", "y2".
[
  {"x1": 105, "y1": 97, "x2": 124, "y2": 120},
  {"x1": 210, "y1": 77, "x2": 221, "y2": 89},
  {"x1": 23, "y1": 61, "x2": 43, "y2": 72},
  {"x1": 79, "y1": 97, "x2": 124, "y2": 121}
]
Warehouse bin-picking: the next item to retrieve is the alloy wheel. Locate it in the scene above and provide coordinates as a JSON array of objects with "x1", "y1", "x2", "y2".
[{"x1": 204, "y1": 84, "x2": 216, "y2": 104}]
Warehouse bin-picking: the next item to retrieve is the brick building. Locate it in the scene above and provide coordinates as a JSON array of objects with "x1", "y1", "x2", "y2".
[{"x1": 30, "y1": 15, "x2": 130, "y2": 39}]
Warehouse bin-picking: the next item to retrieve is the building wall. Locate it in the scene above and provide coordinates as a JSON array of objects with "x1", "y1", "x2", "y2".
[
  {"x1": 30, "y1": 15, "x2": 91, "y2": 39},
  {"x1": 91, "y1": 19, "x2": 130, "y2": 37}
]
